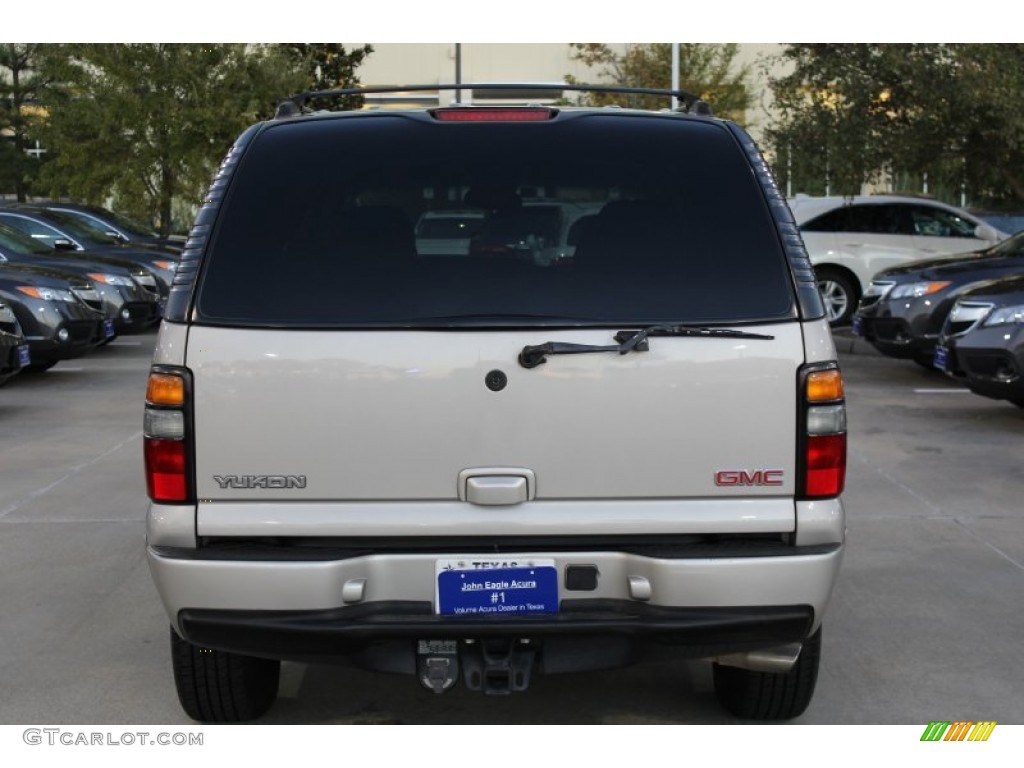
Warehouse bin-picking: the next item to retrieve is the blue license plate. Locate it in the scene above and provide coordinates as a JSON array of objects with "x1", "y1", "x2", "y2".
[
  {"x1": 436, "y1": 559, "x2": 558, "y2": 616},
  {"x1": 933, "y1": 345, "x2": 949, "y2": 371},
  {"x1": 16, "y1": 344, "x2": 30, "y2": 368},
  {"x1": 103, "y1": 319, "x2": 115, "y2": 339},
  {"x1": 851, "y1": 316, "x2": 863, "y2": 336}
]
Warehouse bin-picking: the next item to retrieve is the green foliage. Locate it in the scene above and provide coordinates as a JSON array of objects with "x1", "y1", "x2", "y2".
[
  {"x1": 32, "y1": 44, "x2": 309, "y2": 234},
  {"x1": 0, "y1": 44, "x2": 54, "y2": 200},
  {"x1": 565, "y1": 43, "x2": 752, "y2": 123},
  {"x1": 277, "y1": 44, "x2": 374, "y2": 111},
  {"x1": 767, "y1": 44, "x2": 1024, "y2": 206}
]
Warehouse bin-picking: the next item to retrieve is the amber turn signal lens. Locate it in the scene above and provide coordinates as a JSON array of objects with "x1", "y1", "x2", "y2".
[
  {"x1": 806, "y1": 370, "x2": 844, "y2": 402},
  {"x1": 146, "y1": 373, "x2": 185, "y2": 406}
]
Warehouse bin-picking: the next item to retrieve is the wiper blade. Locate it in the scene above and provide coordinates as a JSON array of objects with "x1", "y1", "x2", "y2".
[
  {"x1": 613, "y1": 324, "x2": 775, "y2": 349},
  {"x1": 518, "y1": 324, "x2": 774, "y2": 369}
]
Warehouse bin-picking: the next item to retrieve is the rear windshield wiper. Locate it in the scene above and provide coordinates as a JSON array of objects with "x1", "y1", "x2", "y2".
[{"x1": 518, "y1": 325, "x2": 775, "y2": 369}]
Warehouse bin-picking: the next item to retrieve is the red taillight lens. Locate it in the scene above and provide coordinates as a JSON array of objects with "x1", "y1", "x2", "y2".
[
  {"x1": 433, "y1": 108, "x2": 554, "y2": 122},
  {"x1": 804, "y1": 433, "x2": 847, "y2": 498},
  {"x1": 144, "y1": 438, "x2": 187, "y2": 502}
]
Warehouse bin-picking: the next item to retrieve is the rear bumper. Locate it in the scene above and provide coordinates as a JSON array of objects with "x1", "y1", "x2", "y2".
[
  {"x1": 178, "y1": 600, "x2": 815, "y2": 665},
  {"x1": 149, "y1": 542, "x2": 844, "y2": 663}
]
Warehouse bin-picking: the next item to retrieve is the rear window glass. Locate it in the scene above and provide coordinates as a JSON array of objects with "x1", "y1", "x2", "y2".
[{"x1": 197, "y1": 114, "x2": 793, "y2": 327}]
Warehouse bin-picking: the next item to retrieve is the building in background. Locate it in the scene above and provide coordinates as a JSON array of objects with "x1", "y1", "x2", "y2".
[{"x1": 344, "y1": 43, "x2": 785, "y2": 144}]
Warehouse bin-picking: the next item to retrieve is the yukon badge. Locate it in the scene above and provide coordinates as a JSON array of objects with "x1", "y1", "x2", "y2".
[
  {"x1": 213, "y1": 475, "x2": 307, "y2": 489},
  {"x1": 714, "y1": 469, "x2": 784, "y2": 487}
]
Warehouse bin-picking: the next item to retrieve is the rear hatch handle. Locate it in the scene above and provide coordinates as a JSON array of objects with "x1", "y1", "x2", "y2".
[{"x1": 518, "y1": 325, "x2": 775, "y2": 368}]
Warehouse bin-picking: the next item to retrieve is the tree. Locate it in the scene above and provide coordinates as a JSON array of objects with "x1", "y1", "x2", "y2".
[
  {"x1": 565, "y1": 43, "x2": 752, "y2": 123},
  {"x1": 0, "y1": 44, "x2": 54, "y2": 201},
  {"x1": 33, "y1": 44, "x2": 309, "y2": 234},
  {"x1": 278, "y1": 44, "x2": 374, "y2": 111},
  {"x1": 766, "y1": 44, "x2": 1024, "y2": 207}
]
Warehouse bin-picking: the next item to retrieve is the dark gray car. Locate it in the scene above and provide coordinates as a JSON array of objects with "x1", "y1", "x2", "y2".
[
  {"x1": 0, "y1": 221, "x2": 160, "y2": 333},
  {"x1": 935, "y1": 274, "x2": 1024, "y2": 408},
  {"x1": 0, "y1": 299, "x2": 30, "y2": 385},
  {"x1": 0, "y1": 205, "x2": 177, "y2": 298},
  {"x1": 0, "y1": 263, "x2": 110, "y2": 371}
]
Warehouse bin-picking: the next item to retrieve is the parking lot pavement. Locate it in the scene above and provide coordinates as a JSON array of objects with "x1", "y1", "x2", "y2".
[
  {"x1": 831, "y1": 326, "x2": 880, "y2": 356},
  {"x1": 0, "y1": 330, "x2": 1022, "y2": 724}
]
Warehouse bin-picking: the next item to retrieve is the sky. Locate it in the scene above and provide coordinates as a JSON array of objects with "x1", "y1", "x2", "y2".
[{"x1": 6, "y1": 2, "x2": 1020, "y2": 43}]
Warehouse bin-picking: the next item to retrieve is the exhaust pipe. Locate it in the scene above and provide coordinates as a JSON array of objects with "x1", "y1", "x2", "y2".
[{"x1": 712, "y1": 642, "x2": 803, "y2": 674}]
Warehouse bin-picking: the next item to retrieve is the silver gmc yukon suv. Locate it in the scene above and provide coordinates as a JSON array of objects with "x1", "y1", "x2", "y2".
[{"x1": 144, "y1": 84, "x2": 847, "y2": 722}]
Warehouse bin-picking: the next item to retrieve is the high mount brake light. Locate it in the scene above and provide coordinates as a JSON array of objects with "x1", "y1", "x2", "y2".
[{"x1": 433, "y1": 108, "x2": 555, "y2": 122}]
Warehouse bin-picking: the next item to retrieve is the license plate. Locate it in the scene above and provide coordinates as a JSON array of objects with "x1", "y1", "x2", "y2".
[
  {"x1": 103, "y1": 319, "x2": 115, "y2": 339},
  {"x1": 436, "y1": 558, "x2": 558, "y2": 616},
  {"x1": 851, "y1": 316, "x2": 863, "y2": 336},
  {"x1": 933, "y1": 345, "x2": 949, "y2": 371},
  {"x1": 16, "y1": 344, "x2": 30, "y2": 368}
]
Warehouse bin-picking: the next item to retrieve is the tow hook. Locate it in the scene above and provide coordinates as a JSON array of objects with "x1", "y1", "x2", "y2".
[
  {"x1": 416, "y1": 639, "x2": 538, "y2": 695},
  {"x1": 463, "y1": 639, "x2": 536, "y2": 695},
  {"x1": 417, "y1": 640, "x2": 459, "y2": 694}
]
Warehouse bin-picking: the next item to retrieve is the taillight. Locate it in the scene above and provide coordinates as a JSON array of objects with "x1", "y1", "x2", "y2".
[
  {"x1": 433, "y1": 107, "x2": 555, "y2": 122},
  {"x1": 799, "y1": 366, "x2": 846, "y2": 499},
  {"x1": 144, "y1": 367, "x2": 192, "y2": 503}
]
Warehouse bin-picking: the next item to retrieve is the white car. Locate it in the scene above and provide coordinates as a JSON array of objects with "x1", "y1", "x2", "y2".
[
  {"x1": 789, "y1": 195, "x2": 1009, "y2": 326},
  {"x1": 414, "y1": 210, "x2": 487, "y2": 256}
]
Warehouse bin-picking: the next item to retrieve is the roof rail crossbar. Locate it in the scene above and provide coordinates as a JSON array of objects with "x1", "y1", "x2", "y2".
[{"x1": 273, "y1": 83, "x2": 712, "y2": 119}]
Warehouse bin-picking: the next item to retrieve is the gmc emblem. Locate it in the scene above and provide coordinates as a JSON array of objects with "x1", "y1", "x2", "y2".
[{"x1": 715, "y1": 469, "x2": 784, "y2": 487}]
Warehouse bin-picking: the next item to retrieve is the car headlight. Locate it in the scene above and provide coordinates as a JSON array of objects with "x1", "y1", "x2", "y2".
[
  {"x1": 16, "y1": 286, "x2": 77, "y2": 302},
  {"x1": 889, "y1": 281, "x2": 952, "y2": 299},
  {"x1": 983, "y1": 304, "x2": 1024, "y2": 326},
  {"x1": 87, "y1": 273, "x2": 135, "y2": 286},
  {"x1": 153, "y1": 260, "x2": 177, "y2": 272},
  {"x1": 863, "y1": 280, "x2": 896, "y2": 299}
]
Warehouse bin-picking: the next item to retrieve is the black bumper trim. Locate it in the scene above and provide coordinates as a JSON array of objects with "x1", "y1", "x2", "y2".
[
  {"x1": 156, "y1": 538, "x2": 840, "y2": 562},
  {"x1": 178, "y1": 600, "x2": 814, "y2": 664}
]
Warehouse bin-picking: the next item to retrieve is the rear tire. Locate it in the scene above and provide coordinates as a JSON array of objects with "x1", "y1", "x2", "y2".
[
  {"x1": 816, "y1": 268, "x2": 859, "y2": 327},
  {"x1": 712, "y1": 628, "x2": 822, "y2": 720},
  {"x1": 170, "y1": 627, "x2": 280, "y2": 723}
]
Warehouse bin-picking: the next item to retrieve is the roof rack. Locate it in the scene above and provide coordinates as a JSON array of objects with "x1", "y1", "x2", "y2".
[{"x1": 273, "y1": 83, "x2": 713, "y2": 120}]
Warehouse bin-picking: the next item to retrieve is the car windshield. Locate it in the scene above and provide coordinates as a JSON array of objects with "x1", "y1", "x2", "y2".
[
  {"x1": 198, "y1": 114, "x2": 795, "y2": 327},
  {"x1": 100, "y1": 209, "x2": 158, "y2": 238},
  {"x1": 0, "y1": 222, "x2": 55, "y2": 255},
  {"x1": 37, "y1": 209, "x2": 121, "y2": 245},
  {"x1": 988, "y1": 230, "x2": 1024, "y2": 257}
]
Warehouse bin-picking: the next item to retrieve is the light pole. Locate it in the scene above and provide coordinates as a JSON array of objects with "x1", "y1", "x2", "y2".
[
  {"x1": 455, "y1": 43, "x2": 462, "y2": 105},
  {"x1": 671, "y1": 43, "x2": 679, "y2": 110}
]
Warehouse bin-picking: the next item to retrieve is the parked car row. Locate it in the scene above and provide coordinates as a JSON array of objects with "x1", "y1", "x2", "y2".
[
  {"x1": 791, "y1": 194, "x2": 1010, "y2": 326},
  {"x1": 0, "y1": 202, "x2": 178, "y2": 380},
  {"x1": 842, "y1": 223, "x2": 1024, "y2": 409}
]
